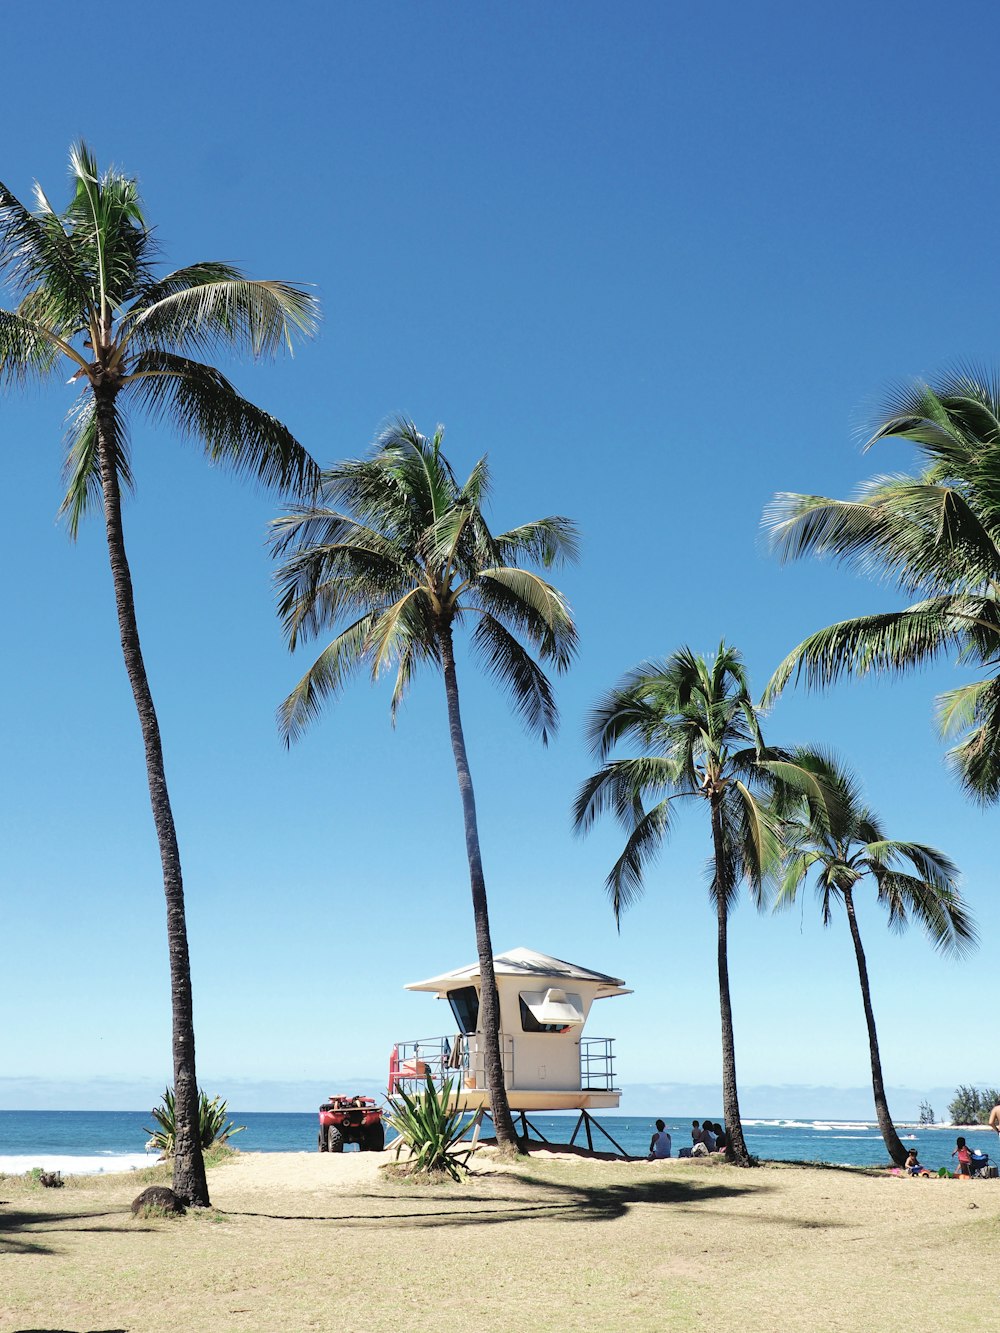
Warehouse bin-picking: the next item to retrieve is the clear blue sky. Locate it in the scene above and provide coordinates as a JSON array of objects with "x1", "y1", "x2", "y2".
[{"x1": 2, "y1": 0, "x2": 997, "y2": 1120}]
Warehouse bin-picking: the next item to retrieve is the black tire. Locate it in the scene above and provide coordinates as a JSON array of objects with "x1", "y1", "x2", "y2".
[
  {"x1": 364, "y1": 1122, "x2": 385, "y2": 1152},
  {"x1": 327, "y1": 1125, "x2": 344, "y2": 1153},
  {"x1": 318, "y1": 1128, "x2": 328, "y2": 1153}
]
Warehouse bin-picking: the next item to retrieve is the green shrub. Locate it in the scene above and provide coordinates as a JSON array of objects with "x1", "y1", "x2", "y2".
[
  {"x1": 144, "y1": 1088, "x2": 245, "y2": 1158},
  {"x1": 947, "y1": 1086, "x2": 1000, "y2": 1124},
  {"x1": 917, "y1": 1101, "x2": 936, "y2": 1125},
  {"x1": 385, "y1": 1075, "x2": 475, "y2": 1181}
]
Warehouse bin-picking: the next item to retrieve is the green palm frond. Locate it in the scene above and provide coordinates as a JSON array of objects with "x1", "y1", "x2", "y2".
[
  {"x1": 572, "y1": 756, "x2": 685, "y2": 834},
  {"x1": 0, "y1": 308, "x2": 65, "y2": 384},
  {"x1": 764, "y1": 602, "x2": 964, "y2": 704},
  {"x1": 471, "y1": 613, "x2": 560, "y2": 742},
  {"x1": 941, "y1": 675, "x2": 1000, "y2": 803},
  {"x1": 578, "y1": 644, "x2": 811, "y2": 923},
  {"x1": 475, "y1": 566, "x2": 577, "y2": 668},
  {"x1": 273, "y1": 419, "x2": 575, "y2": 747},
  {"x1": 495, "y1": 516, "x2": 581, "y2": 568},
  {"x1": 278, "y1": 613, "x2": 377, "y2": 745},
  {"x1": 58, "y1": 394, "x2": 135, "y2": 539},
  {"x1": 605, "y1": 798, "x2": 676, "y2": 924},
  {"x1": 121, "y1": 276, "x2": 318, "y2": 360},
  {"x1": 0, "y1": 177, "x2": 91, "y2": 325},
  {"x1": 772, "y1": 749, "x2": 976, "y2": 956},
  {"x1": 765, "y1": 369, "x2": 1000, "y2": 802},
  {"x1": 126, "y1": 351, "x2": 318, "y2": 497}
]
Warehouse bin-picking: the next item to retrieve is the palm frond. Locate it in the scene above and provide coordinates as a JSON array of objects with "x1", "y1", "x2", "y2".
[
  {"x1": 494, "y1": 516, "x2": 581, "y2": 568},
  {"x1": 57, "y1": 394, "x2": 134, "y2": 538},
  {"x1": 277, "y1": 613, "x2": 376, "y2": 745},
  {"x1": 763, "y1": 602, "x2": 963, "y2": 704},
  {"x1": 471, "y1": 613, "x2": 559, "y2": 743},
  {"x1": 605, "y1": 798, "x2": 676, "y2": 925},
  {"x1": 0, "y1": 308, "x2": 65, "y2": 384},
  {"x1": 474, "y1": 566, "x2": 577, "y2": 668},
  {"x1": 121, "y1": 276, "x2": 318, "y2": 359},
  {"x1": 126, "y1": 351, "x2": 319, "y2": 497}
]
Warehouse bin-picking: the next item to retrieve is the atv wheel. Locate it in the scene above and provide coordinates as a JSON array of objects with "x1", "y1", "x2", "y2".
[
  {"x1": 327, "y1": 1125, "x2": 344, "y2": 1153},
  {"x1": 318, "y1": 1129, "x2": 328, "y2": 1152},
  {"x1": 364, "y1": 1123, "x2": 385, "y2": 1152}
]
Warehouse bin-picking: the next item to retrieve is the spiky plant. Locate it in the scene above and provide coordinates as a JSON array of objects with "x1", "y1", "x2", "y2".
[{"x1": 386, "y1": 1076, "x2": 475, "y2": 1180}]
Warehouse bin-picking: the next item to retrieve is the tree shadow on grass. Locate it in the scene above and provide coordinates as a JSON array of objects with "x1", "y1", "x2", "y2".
[
  {"x1": 226, "y1": 1171, "x2": 776, "y2": 1230},
  {"x1": 0, "y1": 1207, "x2": 152, "y2": 1257}
]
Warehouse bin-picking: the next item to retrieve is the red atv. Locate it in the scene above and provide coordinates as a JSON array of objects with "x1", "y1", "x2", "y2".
[{"x1": 317, "y1": 1095, "x2": 385, "y2": 1152}]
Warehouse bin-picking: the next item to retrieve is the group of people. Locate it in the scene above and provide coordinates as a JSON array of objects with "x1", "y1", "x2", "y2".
[
  {"x1": 646, "y1": 1118, "x2": 727, "y2": 1161},
  {"x1": 901, "y1": 1136, "x2": 991, "y2": 1179}
]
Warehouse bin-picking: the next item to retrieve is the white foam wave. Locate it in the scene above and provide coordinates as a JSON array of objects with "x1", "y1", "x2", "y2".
[{"x1": 0, "y1": 1153, "x2": 156, "y2": 1176}]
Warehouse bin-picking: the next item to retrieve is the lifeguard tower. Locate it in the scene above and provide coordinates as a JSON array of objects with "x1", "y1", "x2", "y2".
[{"x1": 389, "y1": 946, "x2": 631, "y2": 1153}]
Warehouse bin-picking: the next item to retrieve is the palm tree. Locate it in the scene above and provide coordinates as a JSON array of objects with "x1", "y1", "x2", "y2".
[
  {"x1": 574, "y1": 643, "x2": 829, "y2": 1167},
  {"x1": 0, "y1": 144, "x2": 319, "y2": 1205},
  {"x1": 765, "y1": 370, "x2": 1000, "y2": 803},
  {"x1": 774, "y1": 751, "x2": 976, "y2": 1165},
  {"x1": 271, "y1": 419, "x2": 578, "y2": 1151}
]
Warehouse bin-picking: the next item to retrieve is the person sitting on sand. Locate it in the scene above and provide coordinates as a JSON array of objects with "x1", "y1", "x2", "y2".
[
  {"x1": 701, "y1": 1121, "x2": 717, "y2": 1153},
  {"x1": 904, "y1": 1148, "x2": 933, "y2": 1177},
  {"x1": 712, "y1": 1122, "x2": 727, "y2": 1153},
  {"x1": 648, "y1": 1120, "x2": 672, "y2": 1161},
  {"x1": 952, "y1": 1137, "x2": 972, "y2": 1178},
  {"x1": 680, "y1": 1120, "x2": 702, "y2": 1157}
]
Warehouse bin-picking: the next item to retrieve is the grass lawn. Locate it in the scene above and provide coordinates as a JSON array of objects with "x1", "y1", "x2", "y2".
[{"x1": 2, "y1": 1149, "x2": 997, "y2": 1331}]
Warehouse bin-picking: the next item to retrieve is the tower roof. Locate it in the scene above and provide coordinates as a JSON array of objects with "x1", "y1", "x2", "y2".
[{"x1": 405, "y1": 946, "x2": 631, "y2": 998}]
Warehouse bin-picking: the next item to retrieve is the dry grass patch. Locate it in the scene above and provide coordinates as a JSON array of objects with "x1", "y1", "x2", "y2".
[{"x1": 2, "y1": 1151, "x2": 999, "y2": 1331}]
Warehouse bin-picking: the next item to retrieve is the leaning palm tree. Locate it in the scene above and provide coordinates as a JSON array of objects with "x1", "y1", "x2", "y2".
[
  {"x1": 0, "y1": 144, "x2": 319, "y2": 1205},
  {"x1": 574, "y1": 643, "x2": 829, "y2": 1167},
  {"x1": 775, "y1": 751, "x2": 976, "y2": 1165},
  {"x1": 765, "y1": 370, "x2": 1000, "y2": 803},
  {"x1": 272, "y1": 419, "x2": 578, "y2": 1151}
]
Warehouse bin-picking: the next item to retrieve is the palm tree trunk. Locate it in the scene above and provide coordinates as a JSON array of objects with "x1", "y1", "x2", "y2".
[
  {"x1": 842, "y1": 886, "x2": 907, "y2": 1166},
  {"x1": 710, "y1": 798, "x2": 754, "y2": 1167},
  {"x1": 438, "y1": 623, "x2": 520, "y2": 1151},
  {"x1": 93, "y1": 385, "x2": 209, "y2": 1206}
]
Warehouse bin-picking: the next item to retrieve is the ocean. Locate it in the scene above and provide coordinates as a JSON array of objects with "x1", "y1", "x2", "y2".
[{"x1": 1, "y1": 1109, "x2": 995, "y2": 1175}]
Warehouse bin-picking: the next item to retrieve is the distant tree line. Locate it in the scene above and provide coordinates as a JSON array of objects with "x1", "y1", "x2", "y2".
[{"x1": 947, "y1": 1086, "x2": 1000, "y2": 1124}]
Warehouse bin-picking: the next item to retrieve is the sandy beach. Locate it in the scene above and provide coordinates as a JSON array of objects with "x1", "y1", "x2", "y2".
[{"x1": 4, "y1": 1145, "x2": 1000, "y2": 1332}]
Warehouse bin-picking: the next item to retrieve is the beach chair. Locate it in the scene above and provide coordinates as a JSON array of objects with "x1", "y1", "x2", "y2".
[{"x1": 969, "y1": 1150, "x2": 993, "y2": 1179}]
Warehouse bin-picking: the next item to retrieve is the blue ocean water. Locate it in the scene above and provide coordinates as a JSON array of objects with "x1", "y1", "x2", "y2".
[{"x1": 1, "y1": 1109, "x2": 995, "y2": 1174}]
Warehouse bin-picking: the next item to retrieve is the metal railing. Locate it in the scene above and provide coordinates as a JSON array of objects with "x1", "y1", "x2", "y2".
[
  {"x1": 580, "y1": 1036, "x2": 617, "y2": 1091},
  {"x1": 391, "y1": 1033, "x2": 617, "y2": 1094},
  {"x1": 391, "y1": 1033, "x2": 513, "y2": 1095}
]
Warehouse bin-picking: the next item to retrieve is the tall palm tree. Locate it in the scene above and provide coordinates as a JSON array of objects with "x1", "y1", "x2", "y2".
[
  {"x1": 272, "y1": 419, "x2": 578, "y2": 1151},
  {"x1": 765, "y1": 370, "x2": 1000, "y2": 803},
  {"x1": 574, "y1": 643, "x2": 829, "y2": 1167},
  {"x1": 774, "y1": 751, "x2": 976, "y2": 1165},
  {"x1": 0, "y1": 144, "x2": 319, "y2": 1205}
]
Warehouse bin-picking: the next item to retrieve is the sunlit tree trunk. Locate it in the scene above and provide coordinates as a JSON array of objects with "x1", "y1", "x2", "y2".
[
  {"x1": 94, "y1": 382, "x2": 209, "y2": 1206},
  {"x1": 439, "y1": 623, "x2": 520, "y2": 1150},
  {"x1": 843, "y1": 886, "x2": 907, "y2": 1166},
  {"x1": 710, "y1": 797, "x2": 754, "y2": 1167}
]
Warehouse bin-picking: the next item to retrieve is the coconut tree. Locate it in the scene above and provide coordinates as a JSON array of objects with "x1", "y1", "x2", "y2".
[
  {"x1": 573, "y1": 643, "x2": 830, "y2": 1167},
  {"x1": 774, "y1": 751, "x2": 976, "y2": 1165},
  {"x1": 0, "y1": 144, "x2": 319, "y2": 1205},
  {"x1": 765, "y1": 370, "x2": 1000, "y2": 803},
  {"x1": 272, "y1": 419, "x2": 578, "y2": 1150}
]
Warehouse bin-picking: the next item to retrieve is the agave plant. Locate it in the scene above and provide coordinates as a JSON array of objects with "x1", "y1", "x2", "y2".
[
  {"x1": 144, "y1": 1088, "x2": 245, "y2": 1158},
  {"x1": 385, "y1": 1076, "x2": 475, "y2": 1181}
]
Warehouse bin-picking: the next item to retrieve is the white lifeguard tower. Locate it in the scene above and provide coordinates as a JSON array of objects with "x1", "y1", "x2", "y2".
[{"x1": 389, "y1": 946, "x2": 631, "y2": 1152}]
